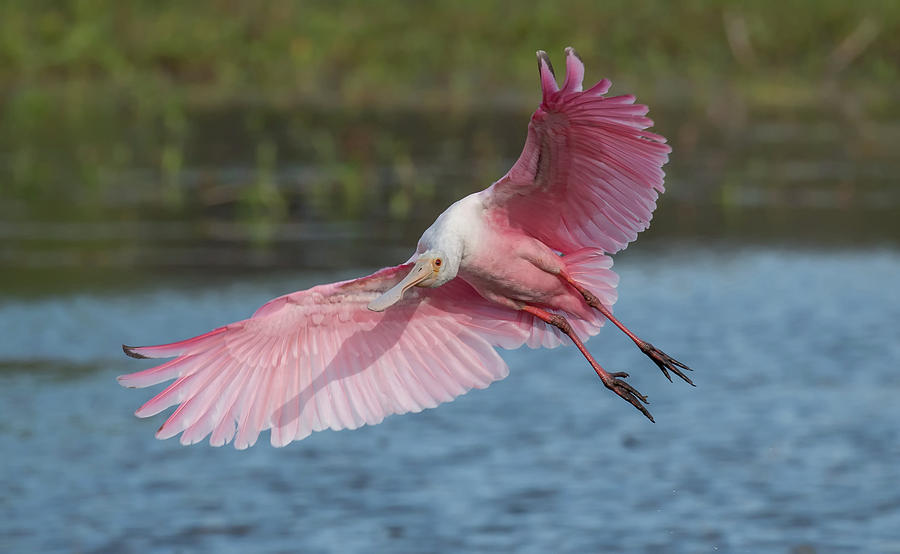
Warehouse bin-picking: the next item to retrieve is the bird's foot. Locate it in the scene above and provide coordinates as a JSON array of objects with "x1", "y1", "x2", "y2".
[
  {"x1": 639, "y1": 341, "x2": 694, "y2": 385},
  {"x1": 601, "y1": 371, "x2": 654, "y2": 422}
]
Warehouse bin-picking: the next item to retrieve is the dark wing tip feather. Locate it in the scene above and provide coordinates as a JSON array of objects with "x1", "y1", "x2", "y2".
[
  {"x1": 122, "y1": 344, "x2": 149, "y2": 359},
  {"x1": 536, "y1": 50, "x2": 555, "y2": 77}
]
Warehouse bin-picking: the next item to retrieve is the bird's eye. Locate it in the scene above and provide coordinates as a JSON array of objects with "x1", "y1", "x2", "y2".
[{"x1": 434, "y1": 258, "x2": 442, "y2": 268}]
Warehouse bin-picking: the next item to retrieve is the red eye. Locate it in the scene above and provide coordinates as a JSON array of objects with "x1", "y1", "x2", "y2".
[{"x1": 434, "y1": 258, "x2": 442, "y2": 267}]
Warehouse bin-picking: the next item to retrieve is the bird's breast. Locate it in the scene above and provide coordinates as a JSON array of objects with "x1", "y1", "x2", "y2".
[{"x1": 459, "y1": 232, "x2": 569, "y2": 307}]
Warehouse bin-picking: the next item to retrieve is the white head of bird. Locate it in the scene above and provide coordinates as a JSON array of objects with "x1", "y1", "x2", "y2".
[
  {"x1": 366, "y1": 248, "x2": 457, "y2": 312},
  {"x1": 367, "y1": 198, "x2": 472, "y2": 311}
]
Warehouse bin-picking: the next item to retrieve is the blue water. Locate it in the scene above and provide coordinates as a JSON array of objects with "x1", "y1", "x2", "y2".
[{"x1": 2, "y1": 245, "x2": 900, "y2": 553}]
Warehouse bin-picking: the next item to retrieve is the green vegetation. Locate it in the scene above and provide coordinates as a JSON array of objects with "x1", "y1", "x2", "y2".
[
  {"x1": 1, "y1": 0, "x2": 898, "y2": 227},
  {"x1": 4, "y1": 1, "x2": 897, "y2": 104}
]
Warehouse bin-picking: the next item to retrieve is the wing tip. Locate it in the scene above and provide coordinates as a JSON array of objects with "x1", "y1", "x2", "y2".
[
  {"x1": 536, "y1": 50, "x2": 555, "y2": 78},
  {"x1": 537, "y1": 50, "x2": 560, "y2": 101},
  {"x1": 562, "y1": 46, "x2": 585, "y2": 93},
  {"x1": 122, "y1": 344, "x2": 149, "y2": 359}
]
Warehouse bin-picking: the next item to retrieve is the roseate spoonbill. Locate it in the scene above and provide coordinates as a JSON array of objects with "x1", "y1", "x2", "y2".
[{"x1": 120, "y1": 47, "x2": 693, "y2": 449}]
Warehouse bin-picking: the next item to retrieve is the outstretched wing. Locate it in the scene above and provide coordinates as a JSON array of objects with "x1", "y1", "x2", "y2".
[
  {"x1": 119, "y1": 265, "x2": 601, "y2": 449},
  {"x1": 483, "y1": 48, "x2": 671, "y2": 254}
]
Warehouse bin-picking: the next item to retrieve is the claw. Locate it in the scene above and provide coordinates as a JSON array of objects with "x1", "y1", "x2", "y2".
[
  {"x1": 602, "y1": 371, "x2": 654, "y2": 422},
  {"x1": 640, "y1": 342, "x2": 695, "y2": 386}
]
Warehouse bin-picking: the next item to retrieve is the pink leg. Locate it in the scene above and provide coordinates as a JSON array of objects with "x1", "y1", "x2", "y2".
[
  {"x1": 522, "y1": 305, "x2": 654, "y2": 422},
  {"x1": 561, "y1": 273, "x2": 694, "y2": 385}
]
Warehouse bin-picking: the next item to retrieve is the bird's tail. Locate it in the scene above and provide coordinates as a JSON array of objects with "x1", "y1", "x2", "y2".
[
  {"x1": 517, "y1": 247, "x2": 619, "y2": 348},
  {"x1": 562, "y1": 247, "x2": 619, "y2": 310}
]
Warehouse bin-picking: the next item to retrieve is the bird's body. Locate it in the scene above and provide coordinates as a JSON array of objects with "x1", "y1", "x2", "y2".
[
  {"x1": 437, "y1": 192, "x2": 588, "y2": 315},
  {"x1": 121, "y1": 48, "x2": 693, "y2": 449}
]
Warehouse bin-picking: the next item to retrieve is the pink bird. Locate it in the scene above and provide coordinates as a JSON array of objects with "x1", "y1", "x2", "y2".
[{"x1": 120, "y1": 48, "x2": 692, "y2": 449}]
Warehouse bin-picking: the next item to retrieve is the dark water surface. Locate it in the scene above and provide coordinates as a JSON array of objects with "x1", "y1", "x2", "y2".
[{"x1": 2, "y1": 245, "x2": 899, "y2": 553}]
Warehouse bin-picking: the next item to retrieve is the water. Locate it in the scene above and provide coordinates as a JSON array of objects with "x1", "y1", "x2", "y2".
[{"x1": 2, "y1": 245, "x2": 899, "y2": 553}]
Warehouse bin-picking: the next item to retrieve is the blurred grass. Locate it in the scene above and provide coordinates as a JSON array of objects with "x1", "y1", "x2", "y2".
[
  {"x1": 3, "y1": 0, "x2": 897, "y2": 104},
  {"x1": 1, "y1": 0, "x2": 898, "y2": 228}
]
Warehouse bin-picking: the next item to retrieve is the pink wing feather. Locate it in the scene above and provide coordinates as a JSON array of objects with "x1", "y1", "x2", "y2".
[
  {"x1": 484, "y1": 48, "x2": 671, "y2": 254},
  {"x1": 119, "y1": 263, "x2": 607, "y2": 448}
]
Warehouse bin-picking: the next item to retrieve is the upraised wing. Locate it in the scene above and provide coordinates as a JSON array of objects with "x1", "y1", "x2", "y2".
[
  {"x1": 119, "y1": 263, "x2": 607, "y2": 448},
  {"x1": 483, "y1": 48, "x2": 671, "y2": 254}
]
